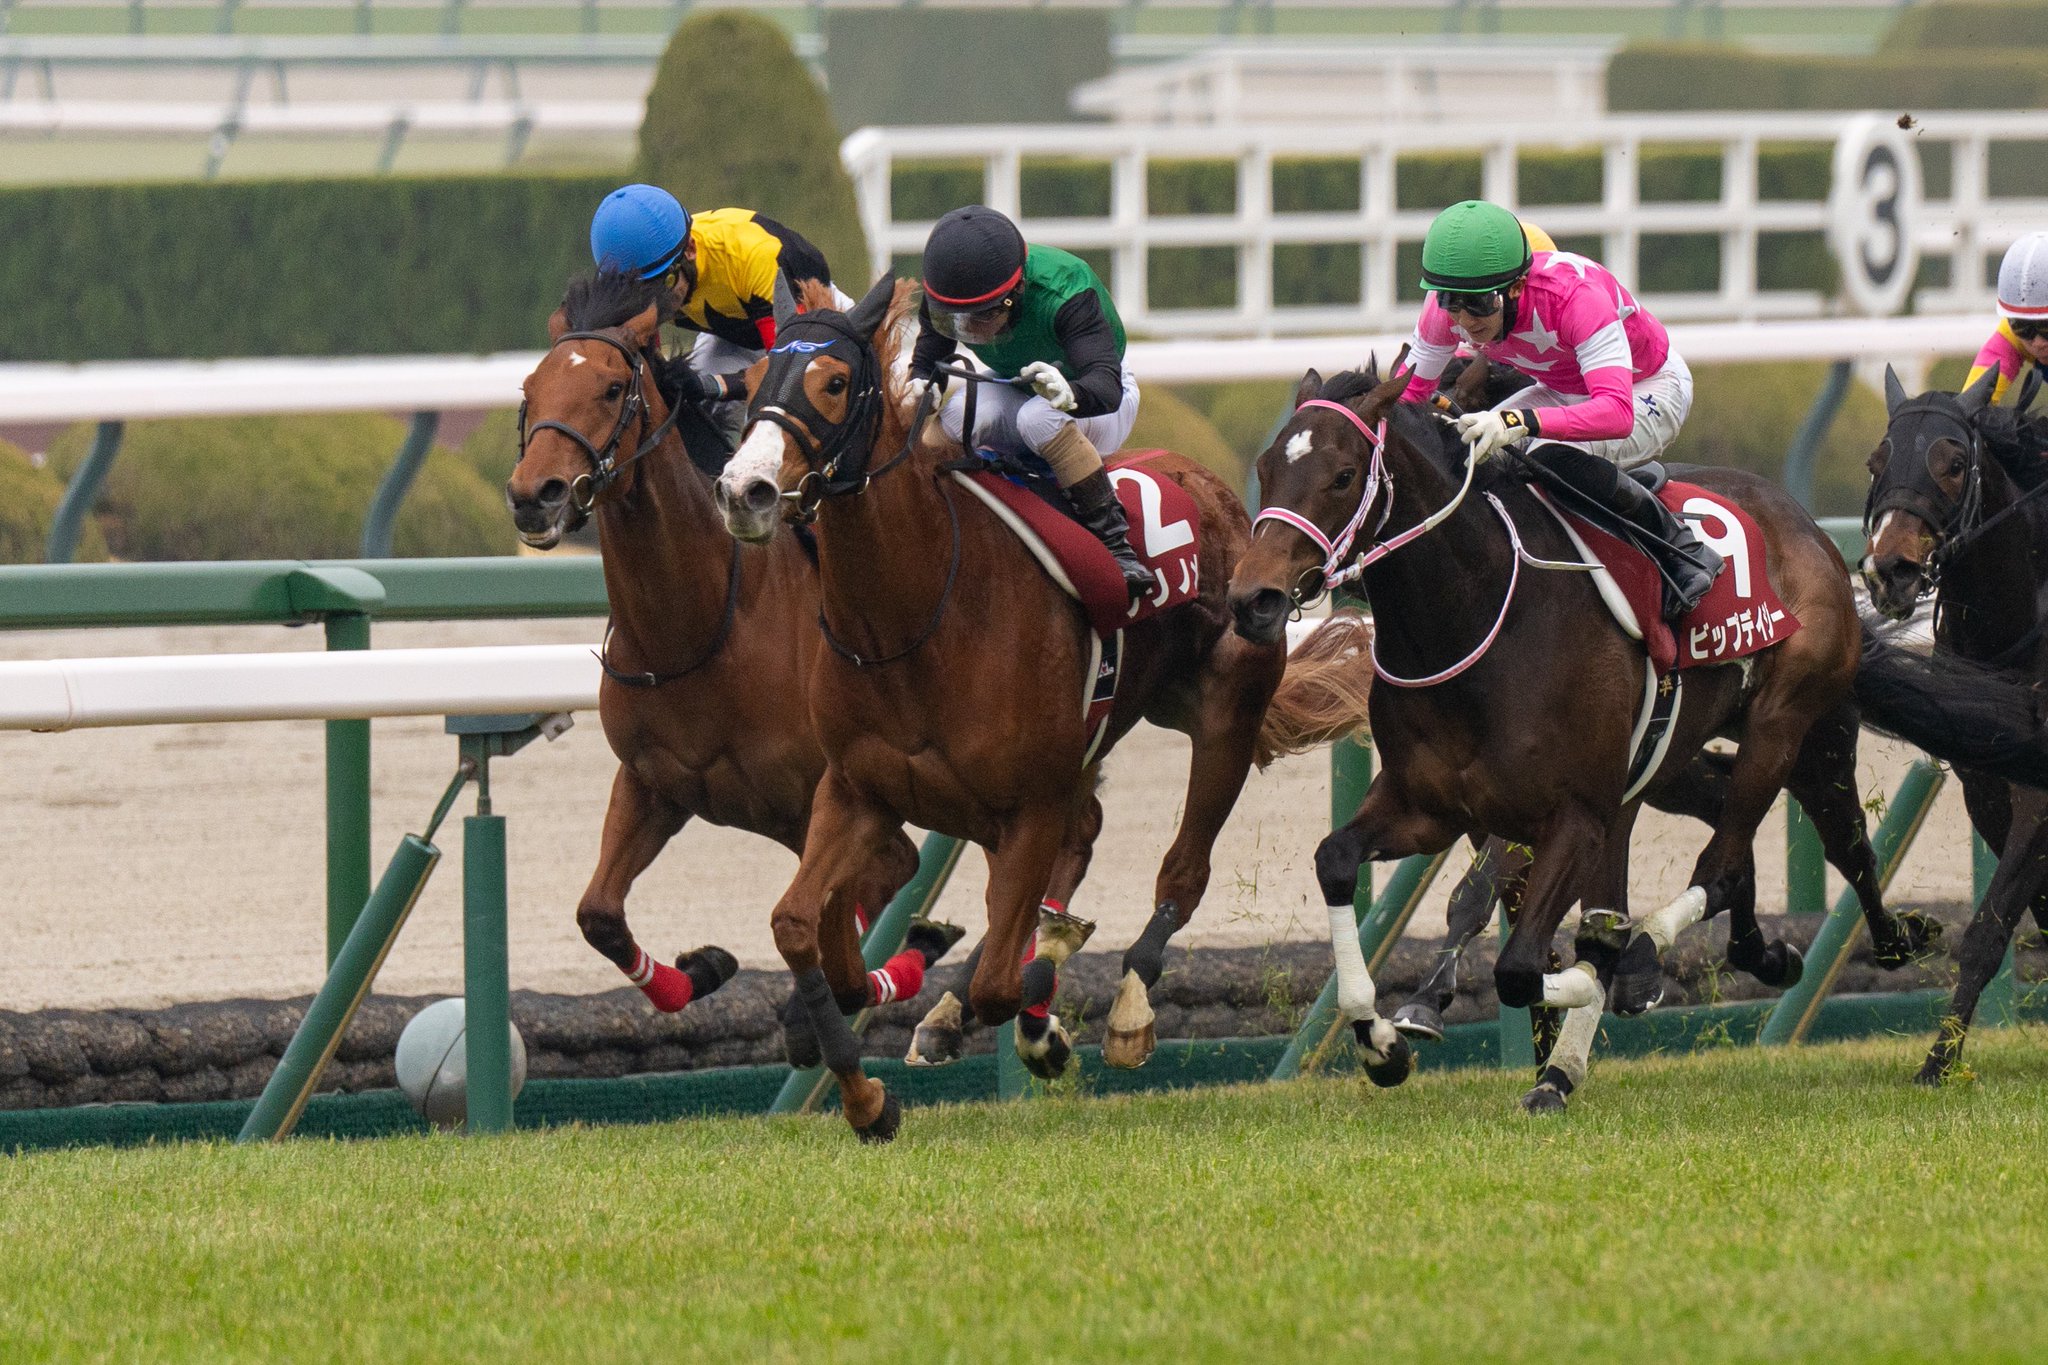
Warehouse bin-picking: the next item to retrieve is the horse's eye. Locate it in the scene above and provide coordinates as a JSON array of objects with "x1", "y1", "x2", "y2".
[
  {"x1": 604, "y1": 382, "x2": 625, "y2": 401},
  {"x1": 826, "y1": 375, "x2": 849, "y2": 396},
  {"x1": 1946, "y1": 457, "x2": 1967, "y2": 478},
  {"x1": 1332, "y1": 467, "x2": 1357, "y2": 491}
]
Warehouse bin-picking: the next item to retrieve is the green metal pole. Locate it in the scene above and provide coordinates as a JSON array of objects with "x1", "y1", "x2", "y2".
[
  {"x1": 768, "y1": 834, "x2": 967, "y2": 1115},
  {"x1": 1330, "y1": 734, "x2": 1374, "y2": 908},
  {"x1": 996, "y1": 1019, "x2": 1028, "y2": 1099},
  {"x1": 325, "y1": 613, "x2": 373, "y2": 966},
  {"x1": 237, "y1": 834, "x2": 440, "y2": 1141},
  {"x1": 1270, "y1": 849, "x2": 1449, "y2": 1080},
  {"x1": 1973, "y1": 834, "x2": 2020, "y2": 1026},
  {"x1": 1782, "y1": 360, "x2": 1852, "y2": 513},
  {"x1": 462, "y1": 808, "x2": 513, "y2": 1135},
  {"x1": 361, "y1": 411, "x2": 440, "y2": 558},
  {"x1": 1495, "y1": 899, "x2": 1537, "y2": 1072},
  {"x1": 1761, "y1": 760, "x2": 1944, "y2": 1045},
  {"x1": 45, "y1": 420, "x2": 123, "y2": 564},
  {"x1": 1785, "y1": 799, "x2": 1827, "y2": 917}
]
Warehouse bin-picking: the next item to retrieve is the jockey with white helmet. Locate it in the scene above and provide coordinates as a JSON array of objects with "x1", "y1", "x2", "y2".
[
  {"x1": 1966, "y1": 231, "x2": 2048, "y2": 407},
  {"x1": 1397, "y1": 199, "x2": 1721, "y2": 618}
]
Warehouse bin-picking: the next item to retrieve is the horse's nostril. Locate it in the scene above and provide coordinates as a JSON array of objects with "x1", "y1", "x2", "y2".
[
  {"x1": 537, "y1": 478, "x2": 570, "y2": 507},
  {"x1": 744, "y1": 479, "x2": 778, "y2": 515}
]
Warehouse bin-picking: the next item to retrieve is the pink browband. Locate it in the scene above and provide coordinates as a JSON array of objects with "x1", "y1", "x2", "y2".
[{"x1": 1250, "y1": 399, "x2": 1390, "y2": 595}]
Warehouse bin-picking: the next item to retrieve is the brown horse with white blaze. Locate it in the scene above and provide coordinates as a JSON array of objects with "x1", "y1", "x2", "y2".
[{"x1": 713, "y1": 276, "x2": 1286, "y2": 1140}]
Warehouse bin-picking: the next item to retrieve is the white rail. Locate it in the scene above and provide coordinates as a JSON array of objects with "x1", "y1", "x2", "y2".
[
  {"x1": 841, "y1": 113, "x2": 2048, "y2": 337},
  {"x1": 0, "y1": 97, "x2": 638, "y2": 132},
  {"x1": 0, "y1": 316, "x2": 1992, "y2": 425}
]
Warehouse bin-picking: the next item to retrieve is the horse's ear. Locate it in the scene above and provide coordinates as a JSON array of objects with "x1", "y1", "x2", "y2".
[
  {"x1": 848, "y1": 273, "x2": 896, "y2": 337},
  {"x1": 1293, "y1": 369, "x2": 1322, "y2": 407},
  {"x1": 1884, "y1": 364, "x2": 1908, "y2": 415},
  {"x1": 1450, "y1": 354, "x2": 1492, "y2": 410},
  {"x1": 547, "y1": 307, "x2": 569, "y2": 343},
  {"x1": 1958, "y1": 363, "x2": 2000, "y2": 417},
  {"x1": 623, "y1": 303, "x2": 662, "y2": 351}
]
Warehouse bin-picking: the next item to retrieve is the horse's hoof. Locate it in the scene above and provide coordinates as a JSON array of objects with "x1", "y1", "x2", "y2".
[
  {"x1": 853, "y1": 1092, "x2": 902, "y2": 1144},
  {"x1": 677, "y1": 945, "x2": 739, "y2": 998},
  {"x1": 780, "y1": 992, "x2": 822, "y2": 1070},
  {"x1": 1103, "y1": 970, "x2": 1156, "y2": 1070},
  {"x1": 1034, "y1": 907, "x2": 1098, "y2": 968},
  {"x1": 1604, "y1": 935, "x2": 1665, "y2": 1017},
  {"x1": 1019, "y1": 1016, "x2": 1073, "y2": 1081},
  {"x1": 1914, "y1": 1057, "x2": 1949, "y2": 1088},
  {"x1": 905, "y1": 916, "x2": 968, "y2": 968},
  {"x1": 1354, "y1": 1019, "x2": 1413, "y2": 1088},
  {"x1": 1391, "y1": 1002, "x2": 1447, "y2": 1043},
  {"x1": 1873, "y1": 909, "x2": 1943, "y2": 970},
  {"x1": 1519, "y1": 1082, "x2": 1569, "y2": 1115},
  {"x1": 1757, "y1": 941, "x2": 1805, "y2": 991},
  {"x1": 904, "y1": 991, "x2": 964, "y2": 1067}
]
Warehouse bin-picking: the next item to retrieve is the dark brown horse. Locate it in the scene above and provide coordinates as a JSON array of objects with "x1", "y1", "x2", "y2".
[
  {"x1": 1232, "y1": 360, "x2": 2048, "y2": 1112},
  {"x1": 1863, "y1": 365, "x2": 2048, "y2": 1084},
  {"x1": 504, "y1": 271, "x2": 1086, "y2": 1055},
  {"x1": 712, "y1": 277, "x2": 1286, "y2": 1140}
]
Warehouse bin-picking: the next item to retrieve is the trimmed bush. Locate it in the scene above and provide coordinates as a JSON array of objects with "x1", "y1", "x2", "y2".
[
  {"x1": 44, "y1": 414, "x2": 511, "y2": 561},
  {"x1": 459, "y1": 409, "x2": 521, "y2": 492},
  {"x1": 1880, "y1": 1, "x2": 2048, "y2": 54},
  {"x1": 1129, "y1": 386, "x2": 1244, "y2": 493},
  {"x1": 0, "y1": 445, "x2": 107, "y2": 564},
  {"x1": 637, "y1": 11, "x2": 869, "y2": 291},
  {"x1": 1667, "y1": 363, "x2": 1888, "y2": 517}
]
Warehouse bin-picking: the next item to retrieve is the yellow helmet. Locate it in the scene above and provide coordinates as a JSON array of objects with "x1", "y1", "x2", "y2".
[{"x1": 1521, "y1": 219, "x2": 1557, "y2": 254}]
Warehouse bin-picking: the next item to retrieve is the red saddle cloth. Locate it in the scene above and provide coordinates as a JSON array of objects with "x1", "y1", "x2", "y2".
[
  {"x1": 1540, "y1": 480, "x2": 1799, "y2": 676},
  {"x1": 951, "y1": 450, "x2": 1204, "y2": 638}
]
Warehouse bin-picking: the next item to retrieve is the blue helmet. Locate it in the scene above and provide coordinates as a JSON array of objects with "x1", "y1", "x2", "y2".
[{"x1": 590, "y1": 184, "x2": 692, "y2": 280}]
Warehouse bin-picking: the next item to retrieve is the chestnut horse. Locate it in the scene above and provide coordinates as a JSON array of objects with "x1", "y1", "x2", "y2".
[
  {"x1": 1863, "y1": 365, "x2": 2048, "y2": 1084},
  {"x1": 713, "y1": 277, "x2": 1286, "y2": 1141},
  {"x1": 1232, "y1": 360, "x2": 2048, "y2": 1112},
  {"x1": 504, "y1": 271, "x2": 1095, "y2": 1055}
]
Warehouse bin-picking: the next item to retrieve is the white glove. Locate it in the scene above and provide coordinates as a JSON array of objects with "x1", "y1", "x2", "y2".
[
  {"x1": 1021, "y1": 360, "x2": 1077, "y2": 413},
  {"x1": 1455, "y1": 408, "x2": 1536, "y2": 461},
  {"x1": 907, "y1": 371, "x2": 951, "y2": 413}
]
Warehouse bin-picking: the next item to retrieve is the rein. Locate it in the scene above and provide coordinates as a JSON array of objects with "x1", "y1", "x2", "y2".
[
  {"x1": 596, "y1": 538, "x2": 745, "y2": 687},
  {"x1": 519, "y1": 329, "x2": 685, "y2": 514}
]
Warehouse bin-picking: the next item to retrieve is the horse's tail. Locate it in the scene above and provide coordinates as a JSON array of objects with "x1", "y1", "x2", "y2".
[
  {"x1": 1854, "y1": 627, "x2": 2048, "y2": 789},
  {"x1": 1257, "y1": 611, "x2": 1377, "y2": 766}
]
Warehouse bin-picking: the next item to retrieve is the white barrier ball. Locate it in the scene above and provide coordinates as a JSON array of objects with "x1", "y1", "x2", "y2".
[{"x1": 394, "y1": 997, "x2": 528, "y2": 1131}]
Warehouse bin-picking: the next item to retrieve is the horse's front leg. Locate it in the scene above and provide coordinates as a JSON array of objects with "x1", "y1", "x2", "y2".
[
  {"x1": 1393, "y1": 836, "x2": 1528, "y2": 1042},
  {"x1": 577, "y1": 764, "x2": 735, "y2": 1012},
  {"x1": 1488, "y1": 804, "x2": 1609, "y2": 1114},
  {"x1": 1921, "y1": 788, "x2": 2048, "y2": 1085},
  {"x1": 1523, "y1": 808, "x2": 1637, "y2": 1114},
  {"x1": 772, "y1": 773, "x2": 909, "y2": 1142},
  {"x1": 1315, "y1": 778, "x2": 1464, "y2": 1088},
  {"x1": 967, "y1": 804, "x2": 1072, "y2": 1047}
]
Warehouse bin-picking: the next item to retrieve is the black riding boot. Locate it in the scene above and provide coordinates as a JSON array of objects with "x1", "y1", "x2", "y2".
[
  {"x1": 1067, "y1": 469, "x2": 1158, "y2": 603},
  {"x1": 1537, "y1": 444, "x2": 1722, "y2": 619}
]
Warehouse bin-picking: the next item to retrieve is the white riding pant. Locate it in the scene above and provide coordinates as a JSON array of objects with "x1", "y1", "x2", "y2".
[
  {"x1": 938, "y1": 365, "x2": 1141, "y2": 458},
  {"x1": 1498, "y1": 349, "x2": 1693, "y2": 470},
  {"x1": 687, "y1": 282, "x2": 858, "y2": 376}
]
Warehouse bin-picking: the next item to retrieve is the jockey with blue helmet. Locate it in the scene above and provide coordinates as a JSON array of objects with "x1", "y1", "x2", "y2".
[{"x1": 589, "y1": 184, "x2": 853, "y2": 435}]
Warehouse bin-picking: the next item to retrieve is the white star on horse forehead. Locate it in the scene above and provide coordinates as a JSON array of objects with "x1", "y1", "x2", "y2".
[
  {"x1": 569, "y1": 350, "x2": 588, "y2": 366},
  {"x1": 1513, "y1": 308, "x2": 1560, "y2": 354},
  {"x1": 1284, "y1": 431, "x2": 1314, "y2": 463}
]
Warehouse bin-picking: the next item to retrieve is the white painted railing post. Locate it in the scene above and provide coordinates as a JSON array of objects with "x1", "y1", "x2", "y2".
[
  {"x1": 1239, "y1": 140, "x2": 1274, "y2": 334},
  {"x1": 1602, "y1": 132, "x2": 1640, "y2": 290},
  {"x1": 1722, "y1": 132, "x2": 1760, "y2": 321},
  {"x1": 1112, "y1": 147, "x2": 1150, "y2": 327}
]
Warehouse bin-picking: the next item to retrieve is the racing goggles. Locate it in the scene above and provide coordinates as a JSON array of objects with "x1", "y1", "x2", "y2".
[
  {"x1": 2012, "y1": 319, "x2": 2048, "y2": 342},
  {"x1": 930, "y1": 293, "x2": 1017, "y2": 346},
  {"x1": 1436, "y1": 289, "x2": 1505, "y2": 319}
]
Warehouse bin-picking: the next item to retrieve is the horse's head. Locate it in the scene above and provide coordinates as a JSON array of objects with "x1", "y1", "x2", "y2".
[
  {"x1": 714, "y1": 274, "x2": 907, "y2": 544},
  {"x1": 1227, "y1": 360, "x2": 1411, "y2": 644},
  {"x1": 507, "y1": 270, "x2": 675, "y2": 549},
  {"x1": 1862, "y1": 363, "x2": 2000, "y2": 618}
]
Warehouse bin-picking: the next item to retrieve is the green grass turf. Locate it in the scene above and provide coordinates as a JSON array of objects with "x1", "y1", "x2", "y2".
[{"x1": 2, "y1": 1029, "x2": 2045, "y2": 1362}]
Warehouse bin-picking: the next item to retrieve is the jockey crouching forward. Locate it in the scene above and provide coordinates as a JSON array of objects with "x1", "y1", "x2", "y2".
[
  {"x1": 1966, "y1": 231, "x2": 2048, "y2": 409},
  {"x1": 1400, "y1": 200, "x2": 1722, "y2": 618},
  {"x1": 909, "y1": 205, "x2": 1157, "y2": 603},
  {"x1": 590, "y1": 183, "x2": 853, "y2": 443}
]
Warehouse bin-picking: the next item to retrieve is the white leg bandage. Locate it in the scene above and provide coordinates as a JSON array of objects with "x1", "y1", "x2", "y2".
[
  {"x1": 1546, "y1": 1002, "x2": 1603, "y2": 1090},
  {"x1": 1541, "y1": 961, "x2": 1602, "y2": 1010},
  {"x1": 1329, "y1": 903, "x2": 1378, "y2": 1022},
  {"x1": 1644, "y1": 885, "x2": 1708, "y2": 953}
]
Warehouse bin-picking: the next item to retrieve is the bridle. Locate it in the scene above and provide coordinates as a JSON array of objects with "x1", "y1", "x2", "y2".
[
  {"x1": 517, "y1": 329, "x2": 684, "y2": 514},
  {"x1": 1862, "y1": 395, "x2": 1989, "y2": 597}
]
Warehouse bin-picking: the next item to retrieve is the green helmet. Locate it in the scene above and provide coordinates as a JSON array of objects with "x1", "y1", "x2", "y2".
[{"x1": 1419, "y1": 200, "x2": 1532, "y2": 292}]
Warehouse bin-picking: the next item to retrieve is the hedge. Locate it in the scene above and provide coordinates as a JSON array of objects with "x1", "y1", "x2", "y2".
[
  {"x1": 44, "y1": 414, "x2": 511, "y2": 561},
  {"x1": 1608, "y1": 42, "x2": 2048, "y2": 112},
  {"x1": 1878, "y1": 1, "x2": 2048, "y2": 54},
  {"x1": 0, "y1": 445, "x2": 107, "y2": 564}
]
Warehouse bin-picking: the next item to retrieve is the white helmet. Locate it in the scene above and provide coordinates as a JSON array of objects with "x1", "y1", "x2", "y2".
[{"x1": 1997, "y1": 231, "x2": 2048, "y2": 322}]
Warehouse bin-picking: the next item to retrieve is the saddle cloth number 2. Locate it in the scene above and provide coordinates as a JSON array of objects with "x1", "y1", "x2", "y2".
[{"x1": 1110, "y1": 467, "x2": 1199, "y2": 614}]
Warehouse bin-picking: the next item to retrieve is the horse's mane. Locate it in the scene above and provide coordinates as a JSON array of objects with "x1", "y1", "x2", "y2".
[
  {"x1": 1979, "y1": 405, "x2": 2048, "y2": 493},
  {"x1": 561, "y1": 268, "x2": 676, "y2": 334}
]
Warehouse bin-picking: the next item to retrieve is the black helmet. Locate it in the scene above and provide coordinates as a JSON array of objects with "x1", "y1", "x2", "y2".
[{"x1": 921, "y1": 206, "x2": 1027, "y2": 310}]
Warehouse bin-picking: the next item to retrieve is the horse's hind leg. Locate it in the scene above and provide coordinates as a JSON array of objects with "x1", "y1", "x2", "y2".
[
  {"x1": 1921, "y1": 790, "x2": 2048, "y2": 1085},
  {"x1": 1392, "y1": 836, "x2": 1527, "y2": 1042},
  {"x1": 577, "y1": 765, "x2": 735, "y2": 1013},
  {"x1": 1525, "y1": 814, "x2": 1635, "y2": 1114},
  {"x1": 967, "y1": 805, "x2": 1071, "y2": 1040},
  {"x1": 1108, "y1": 636, "x2": 1281, "y2": 1069},
  {"x1": 1786, "y1": 700, "x2": 1940, "y2": 968}
]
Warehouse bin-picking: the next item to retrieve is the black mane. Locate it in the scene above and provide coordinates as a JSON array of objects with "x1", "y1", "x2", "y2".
[
  {"x1": 561, "y1": 268, "x2": 675, "y2": 334},
  {"x1": 1979, "y1": 405, "x2": 2048, "y2": 494}
]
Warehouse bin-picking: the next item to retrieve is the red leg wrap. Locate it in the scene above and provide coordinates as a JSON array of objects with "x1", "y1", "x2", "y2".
[
  {"x1": 868, "y1": 948, "x2": 925, "y2": 1007},
  {"x1": 628, "y1": 947, "x2": 696, "y2": 1014},
  {"x1": 1020, "y1": 937, "x2": 1051, "y2": 1019}
]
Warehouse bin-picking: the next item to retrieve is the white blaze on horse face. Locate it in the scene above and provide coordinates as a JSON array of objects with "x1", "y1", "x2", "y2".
[
  {"x1": 1285, "y1": 431, "x2": 1314, "y2": 464},
  {"x1": 569, "y1": 350, "x2": 588, "y2": 367},
  {"x1": 722, "y1": 421, "x2": 789, "y2": 502}
]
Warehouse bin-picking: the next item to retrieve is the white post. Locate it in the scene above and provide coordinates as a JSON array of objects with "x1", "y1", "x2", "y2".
[
  {"x1": 1603, "y1": 133, "x2": 1640, "y2": 290},
  {"x1": 1239, "y1": 141, "x2": 1274, "y2": 335},
  {"x1": 1112, "y1": 148, "x2": 1150, "y2": 330},
  {"x1": 1722, "y1": 132, "x2": 1759, "y2": 321}
]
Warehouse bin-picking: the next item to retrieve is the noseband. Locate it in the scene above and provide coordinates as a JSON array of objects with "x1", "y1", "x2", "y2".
[{"x1": 518, "y1": 329, "x2": 683, "y2": 513}]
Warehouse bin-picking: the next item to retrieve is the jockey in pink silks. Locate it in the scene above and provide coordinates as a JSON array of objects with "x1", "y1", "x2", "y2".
[{"x1": 1397, "y1": 200, "x2": 1721, "y2": 618}]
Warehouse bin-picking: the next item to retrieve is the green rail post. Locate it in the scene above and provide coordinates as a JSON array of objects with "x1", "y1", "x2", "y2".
[
  {"x1": 361, "y1": 411, "x2": 441, "y2": 559},
  {"x1": 1786, "y1": 800, "x2": 1827, "y2": 916},
  {"x1": 463, "y1": 808, "x2": 513, "y2": 1135},
  {"x1": 1495, "y1": 901, "x2": 1537, "y2": 1071},
  {"x1": 1782, "y1": 360, "x2": 1853, "y2": 512},
  {"x1": 45, "y1": 421, "x2": 123, "y2": 565},
  {"x1": 1270, "y1": 849, "x2": 1449, "y2": 1080},
  {"x1": 1330, "y1": 734, "x2": 1374, "y2": 908},
  {"x1": 324, "y1": 612, "x2": 373, "y2": 965},
  {"x1": 768, "y1": 834, "x2": 967, "y2": 1115},
  {"x1": 237, "y1": 834, "x2": 440, "y2": 1141},
  {"x1": 996, "y1": 1020, "x2": 1028, "y2": 1100},
  {"x1": 1761, "y1": 760, "x2": 1944, "y2": 1045},
  {"x1": 1972, "y1": 833, "x2": 2022, "y2": 1027}
]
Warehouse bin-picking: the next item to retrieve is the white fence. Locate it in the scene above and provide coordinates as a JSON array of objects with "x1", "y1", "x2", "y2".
[{"x1": 842, "y1": 112, "x2": 2048, "y2": 338}]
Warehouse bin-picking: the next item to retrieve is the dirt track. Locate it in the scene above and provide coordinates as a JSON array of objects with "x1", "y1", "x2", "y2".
[{"x1": 0, "y1": 618, "x2": 1980, "y2": 1012}]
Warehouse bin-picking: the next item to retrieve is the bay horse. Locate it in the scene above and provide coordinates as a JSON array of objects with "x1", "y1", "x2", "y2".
[
  {"x1": 712, "y1": 276, "x2": 1286, "y2": 1141},
  {"x1": 1232, "y1": 359, "x2": 2048, "y2": 1112},
  {"x1": 504, "y1": 270, "x2": 1095, "y2": 1057},
  {"x1": 1863, "y1": 364, "x2": 2048, "y2": 1084}
]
